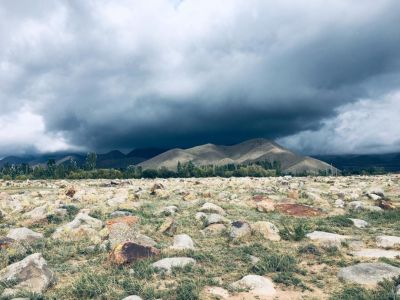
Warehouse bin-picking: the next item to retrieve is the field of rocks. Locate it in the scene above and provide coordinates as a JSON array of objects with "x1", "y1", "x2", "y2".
[{"x1": 1, "y1": 175, "x2": 400, "y2": 299}]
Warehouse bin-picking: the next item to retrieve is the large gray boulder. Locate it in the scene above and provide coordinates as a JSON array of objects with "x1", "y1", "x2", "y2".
[
  {"x1": 7, "y1": 227, "x2": 43, "y2": 242},
  {"x1": 376, "y1": 235, "x2": 400, "y2": 249},
  {"x1": 0, "y1": 253, "x2": 55, "y2": 297},
  {"x1": 338, "y1": 263, "x2": 400, "y2": 286}
]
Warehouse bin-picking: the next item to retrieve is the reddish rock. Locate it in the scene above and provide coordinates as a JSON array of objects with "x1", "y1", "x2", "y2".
[
  {"x1": 65, "y1": 187, "x2": 76, "y2": 198},
  {"x1": 377, "y1": 199, "x2": 395, "y2": 210},
  {"x1": 110, "y1": 242, "x2": 160, "y2": 265},
  {"x1": 275, "y1": 204, "x2": 324, "y2": 217},
  {"x1": 106, "y1": 216, "x2": 140, "y2": 229}
]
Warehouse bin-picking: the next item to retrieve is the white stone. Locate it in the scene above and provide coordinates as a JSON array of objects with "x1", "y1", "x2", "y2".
[
  {"x1": 152, "y1": 257, "x2": 196, "y2": 273},
  {"x1": 7, "y1": 227, "x2": 43, "y2": 242},
  {"x1": 170, "y1": 234, "x2": 195, "y2": 250},
  {"x1": 376, "y1": 235, "x2": 400, "y2": 249},
  {"x1": 200, "y1": 202, "x2": 226, "y2": 216},
  {"x1": 352, "y1": 249, "x2": 400, "y2": 258},
  {"x1": 349, "y1": 218, "x2": 369, "y2": 228},
  {"x1": 231, "y1": 275, "x2": 276, "y2": 297}
]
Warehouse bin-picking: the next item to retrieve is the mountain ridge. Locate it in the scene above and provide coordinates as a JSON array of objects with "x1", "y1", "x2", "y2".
[{"x1": 138, "y1": 138, "x2": 337, "y2": 174}]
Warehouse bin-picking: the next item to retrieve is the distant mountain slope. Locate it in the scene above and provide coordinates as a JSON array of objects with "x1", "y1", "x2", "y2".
[
  {"x1": 0, "y1": 148, "x2": 165, "y2": 169},
  {"x1": 313, "y1": 153, "x2": 400, "y2": 172},
  {"x1": 139, "y1": 139, "x2": 337, "y2": 174}
]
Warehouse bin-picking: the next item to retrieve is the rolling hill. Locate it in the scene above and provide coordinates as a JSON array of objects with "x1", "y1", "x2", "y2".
[{"x1": 138, "y1": 138, "x2": 337, "y2": 175}]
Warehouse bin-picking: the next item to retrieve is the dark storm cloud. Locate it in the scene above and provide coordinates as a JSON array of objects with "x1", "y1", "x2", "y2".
[{"x1": 1, "y1": 0, "x2": 400, "y2": 155}]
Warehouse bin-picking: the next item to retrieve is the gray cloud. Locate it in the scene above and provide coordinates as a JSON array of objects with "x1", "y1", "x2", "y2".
[{"x1": 1, "y1": 0, "x2": 400, "y2": 156}]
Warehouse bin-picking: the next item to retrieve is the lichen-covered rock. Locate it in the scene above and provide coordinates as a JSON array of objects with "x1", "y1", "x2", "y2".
[{"x1": 0, "y1": 253, "x2": 55, "y2": 297}]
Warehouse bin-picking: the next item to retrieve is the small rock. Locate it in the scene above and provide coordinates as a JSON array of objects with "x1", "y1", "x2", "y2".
[
  {"x1": 158, "y1": 217, "x2": 177, "y2": 236},
  {"x1": 170, "y1": 234, "x2": 194, "y2": 250},
  {"x1": 200, "y1": 202, "x2": 226, "y2": 216},
  {"x1": 306, "y1": 231, "x2": 350, "y2": 248},
  {"x1": 376, "y1": 199, "x2": 395, "y2": 210},
  {"x1": 7, "y1": 227, "x2": 43, "y2": 242},
  {"x1": 162, "y1": 205, "x2": 179, "y2": 216},
  {"x1": 0, "y1": 253, "x2": 55, "y2": 297},
  {"x1": 121, "y1": 296, "x2": 143, "y2": 300},
  {"x1": 230, "y1": 275, "x2": 276, "y2": 298},
  {"x1": 349, "y1": 218, "x2": 369, "y2": 228},
  {"x1": 348, "y1": 201, "x2": 364, "y2": 212},
  {"x1": 376, "y1": 235, "x2": 400, "y2": 249},
  {"x1": 255, "y1": 200, "x2": 275, "y2": 212},
  {"x1": 201, "y1": 224, "x2": 226, "y2": 236},
  {"x1": 338, "y1": 263, "x2": 400, "y2": 286},
  {"x1": 206, "y1": 213, "x2": 227, "y2": 226},
  {"x1": 365, "y1": 205, "x2": 383, "y2": 212},
  {"x1": 152, "y1": 257, "x2": 196, "y2": 273},
  {"x1": 110, "y1": 242, "x2": 160, "y2": 265},
  {"x1": 251, "y1": 221, "x2": 280, "y2": 241},
  {"x1": 334, "y1": 199, "x2": 345, "y2": 208},
  {"x1": 229, "y1": 221, "x2": 251, "y2": 239},
  {"x1": 367, "y1": 187, "x2": 384, "y2": 198}
]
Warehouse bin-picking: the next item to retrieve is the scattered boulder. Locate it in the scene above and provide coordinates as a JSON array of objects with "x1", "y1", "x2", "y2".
[
  {"x1": 306, "y1": 231, "x2": 351, "y2": 248},
  {"x1": 338, "y1": 263, "x2": 400, "y2": 286},
  {"x1": 205, "y1": 214, "x2": 227, "y2": 226},
  {"x1": 376, "y1": 235, "x2": 400, "y2": 249},
  {"x1": 162, "y1": 205, "x2": 179, "y2": 216},
  {"x1": 152, "y1": 257, "x2": 196, "y2": 273},
  {"x1": 52, "y1": 210, "x2": 103, "y2": 243},
  {"x1": 352, "y1": 249, "x2": 400, "y2": 259},
  {"x1": 200, "y1": 202, "x2": 226, "y2": 216},
  {"x1": 230, "y1": 275, "x2": 276, "y2": 298},
  {"x1": 110, "y1": 242, "x2": 160, "y2": 265},
  {"x1": 252, "y1": 221, "x2": 280, "y2": 241},
  {"x1": 255, "y1": 199, "x2": 276, "y2": 213},
  {"x1": 349, "y1": 218, "x2": 369, "y2": 229},
  {"x1": 0, "y1": 253, "x2": 55, "y2": 297},
  {"x1": 7, "y1": 227, "x2": 43, "y2": 242},
  {"x1": 170, "y1": 234, "x2": 194, "y2": 250},
  {"x1": 376, "y1": 199, "x2": 395, "y2": 210},
  {"x1": 348, "y1": 201, "x2": 364, "y2": 212},
  {"x1": 229, "y1": 221, "x2": 251, "y2": 240}
]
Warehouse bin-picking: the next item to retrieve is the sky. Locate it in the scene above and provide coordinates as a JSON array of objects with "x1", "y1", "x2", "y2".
[{"x1": 1, "y1": 0, "x2": 400, "y2": 157}]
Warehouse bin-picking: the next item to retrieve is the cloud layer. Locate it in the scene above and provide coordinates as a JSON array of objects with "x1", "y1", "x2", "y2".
[{"x1": 1, "y1": 0, "x2": 400, "y2": 155}]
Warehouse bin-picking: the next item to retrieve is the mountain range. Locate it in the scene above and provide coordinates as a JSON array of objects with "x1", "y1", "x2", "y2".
[
  {"x1": 2, "y1": 138, "x2": 399, "y2": 174},
  {"x1": 138, "y1": 139, "x2": 336, "y2": 174}
]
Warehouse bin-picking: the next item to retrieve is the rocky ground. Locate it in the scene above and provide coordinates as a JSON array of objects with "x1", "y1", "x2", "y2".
[{"x1": 0, "y1": 175, "x2": 400, "y2": 299}]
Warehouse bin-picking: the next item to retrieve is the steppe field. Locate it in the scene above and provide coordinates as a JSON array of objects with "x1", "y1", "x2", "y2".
[{"x1": 1, "y1": 175, "x2": 400, "y2": 300}]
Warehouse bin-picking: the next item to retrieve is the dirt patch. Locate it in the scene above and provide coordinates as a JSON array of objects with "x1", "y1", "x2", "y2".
[{"x1": 275, "y1": 203, "x2": 324, "y2": 217}]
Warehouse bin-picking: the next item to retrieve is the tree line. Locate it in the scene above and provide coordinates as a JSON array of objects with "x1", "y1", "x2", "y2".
[{"x1": 0, "y1": 152, "x2": 284, "y2": 180}]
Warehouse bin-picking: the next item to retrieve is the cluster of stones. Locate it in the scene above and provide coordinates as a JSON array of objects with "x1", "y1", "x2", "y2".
[{"x1": 0, "y1": 174, "x2": 399, "y2": 298}]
